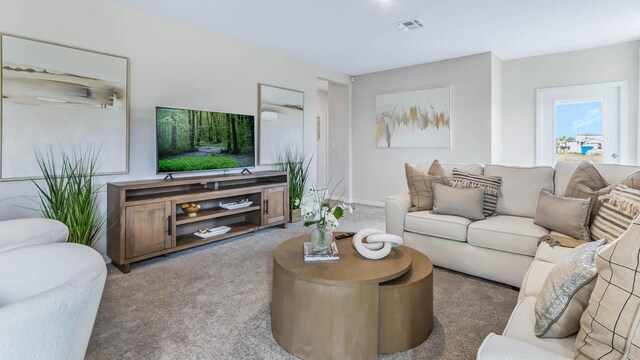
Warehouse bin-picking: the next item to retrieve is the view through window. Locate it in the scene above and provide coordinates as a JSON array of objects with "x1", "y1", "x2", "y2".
[{"x1": 555, "y1": 101, "x2": 603, "y2": 163}]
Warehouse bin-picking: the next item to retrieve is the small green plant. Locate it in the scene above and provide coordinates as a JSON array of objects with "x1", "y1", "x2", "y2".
[
  {"x1": 32, "y1": 147, "x2": 105, "y2": 247},
  {"x1": 275, "y1": 148, "x2": 312, "y2": 209}
]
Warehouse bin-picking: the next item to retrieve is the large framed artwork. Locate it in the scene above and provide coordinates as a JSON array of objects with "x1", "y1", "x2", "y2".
[
  {"x1": 375, "y1": 86, "x2": 450, "y2": 148},
  {"x1": 0, "y1": 34, "x2": 129, "y2": 180},
  {"x1": 258, "y1": 84, "x2": 304, "y2": 165}
]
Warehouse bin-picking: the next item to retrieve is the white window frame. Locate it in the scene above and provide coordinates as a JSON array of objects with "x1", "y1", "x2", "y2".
[{"x1": 535, "y1": 81, "x2": 629, "y2": 166}]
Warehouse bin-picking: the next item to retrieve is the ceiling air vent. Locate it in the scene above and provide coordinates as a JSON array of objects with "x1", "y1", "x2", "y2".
[{"x1": 395, "y1": 18, "x2": 425, "y2": 32}]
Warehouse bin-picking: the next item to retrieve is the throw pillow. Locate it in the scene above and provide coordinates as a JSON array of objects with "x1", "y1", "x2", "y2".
[
  {"x1": 405, "y1": 163, "x2": 447, "y2": 212},
  {"x1": 533, "y1": 190, "x2": 591, "y2": 240},
  {"x1": 449, "y1": 168, "x2": 502, "y2": 217},
  {"x1": 534, "y1": 239, "x2": 607, "y2": 338},
  {"x1": 427, "y1": 159, "x2": 447, "y2": 178},
  {"x1": 590, "y1": 184, "x2": 640, "y2": 242},
  {"x1": 574, "y1": 216, "x2": 640, "y2": 359},
  {"x1": 564, "y1": 160, "x2": 640, "y2": 222},
  {"x1": 431, "y1": 183, "x2": 485, "y2": 221}
]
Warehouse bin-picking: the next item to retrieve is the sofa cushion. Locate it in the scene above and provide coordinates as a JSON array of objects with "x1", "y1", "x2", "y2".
[
  {"x1": 468, "y1": 215, "x2": 549, "y2": 256},
  {"x1": 520, "y1": 260, "x2": 556, "y2": 299},
  {"x1": 404, "y1": 211, "x2": 471, "y2": 242},
  {"x1": 555, "y1": 161, "x2": 640, "y2": 197},
  {"x1": 503, "y1": 296, "x2": 576, "y2": 359},
  {"x1": 484, "y1": 165, "x2": 555, "y2": 218},
  {"x1": 416, "y1": 162, "x2": 483, "y2": 178}
]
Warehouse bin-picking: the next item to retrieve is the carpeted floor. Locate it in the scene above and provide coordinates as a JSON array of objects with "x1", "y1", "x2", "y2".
[{"x1": 86, "y1": 206, "x2": 518, "y2": 360}]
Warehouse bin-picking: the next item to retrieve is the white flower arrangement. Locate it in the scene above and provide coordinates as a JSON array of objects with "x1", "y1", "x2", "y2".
[{"x1": 301, "y1": 182, "x2": 354, "y2": 229}]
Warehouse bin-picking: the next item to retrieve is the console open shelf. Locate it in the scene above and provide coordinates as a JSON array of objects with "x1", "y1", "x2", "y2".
[{"x1": 107, "y1": 171, "x2": 288, "y2": 273}]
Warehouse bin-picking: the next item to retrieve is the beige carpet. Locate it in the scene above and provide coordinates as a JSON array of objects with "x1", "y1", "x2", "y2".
[{"x1": 86, "y1": 206, "x2": 518, "y2": 359}]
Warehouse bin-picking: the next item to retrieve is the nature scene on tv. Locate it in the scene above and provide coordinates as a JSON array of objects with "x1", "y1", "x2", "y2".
[{"x1": 156, "y1": 107, "x2": 255, "y2": 173}]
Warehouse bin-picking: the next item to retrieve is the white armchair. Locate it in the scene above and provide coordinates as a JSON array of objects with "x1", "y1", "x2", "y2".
[
  {"x1": 0, "y1": 218, "x2": 68, "y2": 253},
  {"x1": 0, "y1": 220, "x2": 106, "y2": 360}
]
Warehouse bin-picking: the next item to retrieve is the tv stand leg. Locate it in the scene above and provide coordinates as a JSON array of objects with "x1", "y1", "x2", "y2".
[
  {"x1": 112, "y1": 262, "x2": 130, "y2": 274},
  {"x1": 164, "y1": 174, "x2": 175, "y2": 181},
  {"x1": 279, "y1": 223, "x2": 287, "y2": 229},
  {"x1": 241, "y1": 168, "x2": 252, "y2": 175}
]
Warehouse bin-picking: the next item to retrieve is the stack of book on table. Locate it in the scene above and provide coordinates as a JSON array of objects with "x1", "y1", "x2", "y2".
[{"x1": 303, "y1": 242, "x2": 340, "y2": 262}]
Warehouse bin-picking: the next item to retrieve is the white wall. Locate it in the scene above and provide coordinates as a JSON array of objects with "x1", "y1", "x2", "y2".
[
  {"x1": 0, "y1": 0, "x2": 350, "y2": 257},
  {"x1": 351, "y1": 53, "x2": 493, "y2": 205},
  {"x1": 502, "y1": 41, "x2": 640, "y2": 165},
  {"x1": 491, "y1": 54, "x2": 503, "y2": 164},
  {"x1": 327, "y1": 83, "x2": 351, "y2": 199},
  {"x1": 316, "y1": 89, "x2": 328, "y2": 185}
]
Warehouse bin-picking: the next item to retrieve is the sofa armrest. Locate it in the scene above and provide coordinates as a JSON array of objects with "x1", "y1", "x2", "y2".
[
  {"x1": 0, "y1": 218, "x2": 68, "y2": 254},
  {"x1": 535, "y1": 242, "x2": 575, "y2": 264},
  {"x1": 385, "y1": 192, "x2": 411, "y2": 237},
  {"x1": 477, "y1": 333, "x2": 571, "y2": 360}
]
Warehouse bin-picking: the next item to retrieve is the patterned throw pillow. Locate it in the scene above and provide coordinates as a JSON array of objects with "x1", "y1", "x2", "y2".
[
  {"x1": 427, "y1": 159, "x2": 447, "y2": 179},
  {"x1": 449, "y1": 169, "x2": 502, "y2": 217},
  {"x1": 575, "y1": 216, "x2": 640, "y2": 359},
  {"x1": 405, "y1": 163, "x2": 447, "y2": 212},
  {"x1": 590, "y1": 185, "x2": 640, "y2": 242},
  {"x1": 565, "y1": 161, "x2": 640, "y2": 223},
  {"x1": 534, "y1": 239, "x2": 607, "y2": 338}
]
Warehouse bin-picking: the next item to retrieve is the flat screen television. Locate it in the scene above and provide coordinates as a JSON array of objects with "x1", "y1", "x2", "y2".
[{"x1": 155, "y1": 106, "x2": 256, "y2": 174}]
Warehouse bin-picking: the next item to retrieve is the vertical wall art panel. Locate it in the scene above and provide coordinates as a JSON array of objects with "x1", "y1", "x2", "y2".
[
  {"x1": 375, "y1": 86, "x2": 450, "y2": 148},
  {"x1": 258, "y1": 84, "x2": 304, "y2": 165},
  {"x1": 1, "y1": 35, "x2": 129, "y2": 179}
]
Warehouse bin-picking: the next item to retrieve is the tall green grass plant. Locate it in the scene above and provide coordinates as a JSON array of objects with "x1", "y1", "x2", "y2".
[{"x1": 33, "y1": 148, "x2": 105, "y2": 247}]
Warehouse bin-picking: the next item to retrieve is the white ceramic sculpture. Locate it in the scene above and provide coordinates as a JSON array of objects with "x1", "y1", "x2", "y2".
[{"x1": 352, "y1": 228, "x2": 404, "y2": 260}]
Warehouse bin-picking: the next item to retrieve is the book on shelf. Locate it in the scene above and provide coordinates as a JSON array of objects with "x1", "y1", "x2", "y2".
[{"x1": 303, "y1": 242, "x2": 339, "y2": 262}]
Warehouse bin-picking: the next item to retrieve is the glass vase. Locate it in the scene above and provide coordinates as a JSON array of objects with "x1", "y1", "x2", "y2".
[{"x1": 311, "y1": 224, "x2": 334, "y2": 254}]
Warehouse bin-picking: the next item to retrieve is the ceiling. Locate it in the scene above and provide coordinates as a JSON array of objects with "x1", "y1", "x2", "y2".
[{"x1": 113, "y1": 0, "x2": 640, "y2": 75}]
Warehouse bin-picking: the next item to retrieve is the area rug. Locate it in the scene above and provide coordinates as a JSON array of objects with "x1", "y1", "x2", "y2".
[{"x1": 86, "y1": 206, "x2": 518, "y2": 359}]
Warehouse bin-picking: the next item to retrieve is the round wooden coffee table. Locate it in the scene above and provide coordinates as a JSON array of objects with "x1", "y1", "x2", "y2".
[{"x1": 270, "y1": 233, "x2": 433, "y2": 359}]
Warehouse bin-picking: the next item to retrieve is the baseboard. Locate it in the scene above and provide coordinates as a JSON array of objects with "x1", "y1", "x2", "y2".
[{"x1": 350, "y1": 198, "x2": 385, "y2": 207}]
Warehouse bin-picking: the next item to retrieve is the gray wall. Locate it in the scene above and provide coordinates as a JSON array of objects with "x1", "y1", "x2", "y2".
[
  {"x1": 350, "y1": 53, "x2": 494, "y2": 205},
  {"x1": 0, "y1": 0, "x2": 350, "y2": 257},
  {"x1": 501, "y1": 41, "x2": 640, "y2": 165}
]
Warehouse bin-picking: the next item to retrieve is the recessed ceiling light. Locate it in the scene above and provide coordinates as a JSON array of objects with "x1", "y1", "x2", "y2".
[{"x1": 394, "y1": 18, "x2": 425, "y2": 32}]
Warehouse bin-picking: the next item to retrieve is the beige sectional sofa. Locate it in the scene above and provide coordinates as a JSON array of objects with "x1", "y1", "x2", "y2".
[
  {"x1": 385, "y1": 161, "x2": 640, "y2": 287},
  {"x1": 387, "y1": 161, "x2": 640, "y2": 358}
]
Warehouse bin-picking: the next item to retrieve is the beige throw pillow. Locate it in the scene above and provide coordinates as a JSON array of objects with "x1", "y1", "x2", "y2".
[
  {"x1": 431, "y1": 183, "x2": 485, "y2": 221},
  {"x1": 449, "y1": 169, "x2": 502, "y2": 217},
  {"x1": 590, "y1": 184, "x2": 640, "y2": 242},
  {"x1": 575, "y1": 216, "x2": 640, "y2": 359},
  {"x1": 565, "y1": 161, "x2": 640, "y2": 222},
  {"x1": 534, "y1": 190, "x2": 591, "y2": 240},
  {"x1": 534, "y1": 239, "x2": 607, "y2": 338},
  {"x1": 405, "y1": 163, "x2": 447, "y2": 212}
]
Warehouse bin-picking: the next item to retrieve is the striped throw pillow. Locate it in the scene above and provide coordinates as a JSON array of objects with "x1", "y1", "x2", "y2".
[
  {"x1": 450, "y1": 169, "x2": 502, "y2": 217},
  {"x1": 590, "y1": 185, "x2": 640, "y2": 242}
]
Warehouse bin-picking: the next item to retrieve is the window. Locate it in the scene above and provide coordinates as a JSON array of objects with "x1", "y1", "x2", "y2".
[
  {"x1": 555, "y1": 101, "x2": 603, "y2": 164},
  {"x1": 536, "y1": 81, "x2": 628, "y2": 166}
]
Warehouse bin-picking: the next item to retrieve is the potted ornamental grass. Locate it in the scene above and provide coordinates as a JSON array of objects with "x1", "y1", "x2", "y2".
[
  {"x1": 275, "y1": 148, "x2": 312, "y2": 223},
  {"x1": 32, "y1": 147, "x2": 105, "y2": 247}
]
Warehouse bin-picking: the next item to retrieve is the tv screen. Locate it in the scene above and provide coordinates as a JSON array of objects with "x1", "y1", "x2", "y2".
[{"x1": 155, "y1": 107, "x2": 256, "y2": 174}]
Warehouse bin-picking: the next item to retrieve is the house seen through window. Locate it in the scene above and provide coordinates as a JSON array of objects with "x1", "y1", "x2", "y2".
[{"x1": 555, "y1": 101, "x2": 603, "y2": 163}]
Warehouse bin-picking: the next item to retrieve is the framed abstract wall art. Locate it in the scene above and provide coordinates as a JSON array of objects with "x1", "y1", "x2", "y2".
[
  {"x1": 258, "y1": 84, "x2": 304, "y2": 165},
  {"x1": 375, "y1": 86, "x2": 450, "y2": 148},
  {"x1": 0, "y1": 34, "x2": 129, "y2": 180}
]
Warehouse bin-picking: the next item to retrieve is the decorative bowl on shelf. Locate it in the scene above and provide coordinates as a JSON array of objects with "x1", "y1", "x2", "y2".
[
  {"x1": 180, "y1": 203, "x2": 202, "y2": 217},
  {"x1": 219, "y1": 199, "x2": 253, "y2": 210}
]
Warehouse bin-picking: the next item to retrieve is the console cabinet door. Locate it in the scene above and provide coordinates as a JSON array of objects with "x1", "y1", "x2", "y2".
[
  {"x1": 125, "y1": 201, "x2": 172, "y2": 259},
  {"x1": 263, "y1": 186, "x2": 287, "y2": 225}
]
